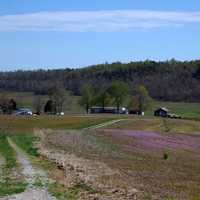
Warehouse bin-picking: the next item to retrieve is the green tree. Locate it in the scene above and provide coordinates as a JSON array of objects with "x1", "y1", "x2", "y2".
[
  {"x1": 137, "y1": 85, "x2": 152, "y2": 112},
  {"x1": 79, "y1": 84, "x2": 94, "y2": 114},
  {"x1": 93, "y1": 88, "x2": 111, "y2": 110},
  {"x1": 108, "y1": 81, "x2": 129, "y2": 113}
]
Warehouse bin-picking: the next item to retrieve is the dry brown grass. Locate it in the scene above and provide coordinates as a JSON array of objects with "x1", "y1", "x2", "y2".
[
  {"x1": 34, "y1": 127, "x2": 200, "y2": 200},
  {"x1": 0, "y1": 115, "x2": 117, "y2": 134},
  {"x1": 34, "y1": 129, "x2": 138, "y2": 199},
  {"x1": 107, "y1": 118, "x2": 200, "y2": 135}
]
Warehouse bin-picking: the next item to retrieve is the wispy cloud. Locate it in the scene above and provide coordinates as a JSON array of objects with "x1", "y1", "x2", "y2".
[{"x1": 0, "y1": 10, "x2": 200, "y2": 32}]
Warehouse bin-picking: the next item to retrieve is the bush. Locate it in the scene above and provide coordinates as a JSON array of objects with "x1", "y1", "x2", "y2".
[{"x1": 163, "y1": 152, "x2": 169, "y2": 160}]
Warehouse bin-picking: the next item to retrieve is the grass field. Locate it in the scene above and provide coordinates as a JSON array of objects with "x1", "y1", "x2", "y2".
[{"x1": 0, "y1": 115, "x2": 118, "y2": 134}]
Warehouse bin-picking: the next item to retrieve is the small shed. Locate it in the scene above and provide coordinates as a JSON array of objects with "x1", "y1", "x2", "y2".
[{"x1": 154, "y1": 107, "x2": 169, "y2": 118}]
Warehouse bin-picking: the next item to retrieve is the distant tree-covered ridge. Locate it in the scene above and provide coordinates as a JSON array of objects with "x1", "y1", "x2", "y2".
[{"x1": 0, "y1": 60, "x2": 200, "y2": 102}]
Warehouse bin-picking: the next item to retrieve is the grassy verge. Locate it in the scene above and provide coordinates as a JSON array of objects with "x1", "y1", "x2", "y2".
[
  {"x1": 48, "y1": 181, "x2": 97, "y2": 200},
  {"x1": 11, "y1": 134, "x2": 39, "y2": 156},
  {"x1": 0, "y1": 180, "x2": 27, "y2": 197},
  {"x1": 0, "y1": 134, "x2": 16, "y2": 169},
  {"x1": 0, "y1": 133, "x2": 27, "y2": 197}
]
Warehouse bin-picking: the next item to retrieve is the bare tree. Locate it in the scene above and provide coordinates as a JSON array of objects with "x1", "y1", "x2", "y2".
[
  {"x1": 48, "y1": 84, "x2": 71, "y2": 114},
  {"x1": 33, "y1": 96, "x2": 44, "y2": 115}
]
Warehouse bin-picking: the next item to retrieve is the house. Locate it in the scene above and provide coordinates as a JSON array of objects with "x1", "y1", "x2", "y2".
[
  {"x1": 154, "y1": 107, "x2": 169, "y2": 118},
  {"x1": 90, "y1": 106, "x2": 128, "y2": 114}
]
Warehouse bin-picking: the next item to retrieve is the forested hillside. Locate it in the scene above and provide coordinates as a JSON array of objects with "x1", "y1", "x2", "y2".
[{"x1": 0, "y1": 60, "x2": 200, "y2": 102}]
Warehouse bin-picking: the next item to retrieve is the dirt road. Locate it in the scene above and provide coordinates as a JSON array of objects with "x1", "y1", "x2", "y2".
[{"x1": 0, "y1": 138, "x2": 57, "y2": 200}]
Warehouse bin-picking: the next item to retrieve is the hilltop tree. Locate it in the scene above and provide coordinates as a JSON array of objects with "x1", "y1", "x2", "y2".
[
  {"x1": 108, "y1": 81, "x2": 129, "y2": 113},
  {"x1": 79, "y1": 84, "x2": 94, "y2": 114}
]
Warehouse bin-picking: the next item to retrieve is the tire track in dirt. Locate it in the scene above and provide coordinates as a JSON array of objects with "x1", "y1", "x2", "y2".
[
  {"x1": 0, "y1": 155, "x2": 5, "y2": 180},
  {"x1": 83, "y1": 119, "x2": 126, "y2": 130},
  {"x1": 0, "y1": 138, "x2": 57, "y2": 200}
]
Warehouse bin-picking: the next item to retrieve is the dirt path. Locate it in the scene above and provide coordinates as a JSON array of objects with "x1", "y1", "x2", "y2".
[
  {"x1": 83, "y1": 119, "x2": 126, "y2": 130},
  {"x1": 0, "y1": 138, "x2": 57, "y2": 200},
  {"x1": 0, "y1": 155, "x2": 5, "y2": 167}
]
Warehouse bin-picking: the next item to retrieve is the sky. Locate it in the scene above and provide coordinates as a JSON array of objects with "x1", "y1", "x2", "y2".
[{"x1": 0, "y1": 0, "x2": 200, "y2": 71}]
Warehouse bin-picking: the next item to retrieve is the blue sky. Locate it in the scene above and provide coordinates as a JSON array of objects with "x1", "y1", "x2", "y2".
[{"x1": 0, "y1": 0, "x2": 200, "y2": 71}]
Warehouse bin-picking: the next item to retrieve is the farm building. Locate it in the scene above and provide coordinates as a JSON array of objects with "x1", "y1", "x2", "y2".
[
  {"x1": 90, "y1": 106, "x2": 128, "y2": 114},
  {"x1": 154, "y1": 107, "x2": 169, "y2": 117}
]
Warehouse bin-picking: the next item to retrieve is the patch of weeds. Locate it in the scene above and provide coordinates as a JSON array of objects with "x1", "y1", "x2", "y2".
[
  {"x1": 0, "y1": 179, "x2": 27, "y2": 197},
  {"x1": 163, "y1": 152, "x2": 169, "y2": 160},
  {"x1": 32, "y1": 155, "x2": 56, "y2": 172},
  {"x1": 72, "y1": 181, "x2": 97, "y2": 194},
  {"x1": 163, "y1": 119, "x2": 171, "y2": 133},
  {"x1": 33, "y1": 177, "x2": 46, "y2": 188},
  {"x1": 163, "y1": 149, "x2": 171, "y2": 160},
  {"x1": 48, "y1": 181, "x2": 97, "y2": 200},
  {"x1": 11, "y1": 134, "x2": 39, "y2": 156},
  {"x1": 48, "y1": 182, "x2": 69, "y2": 200},
  {"x1": 143, "y1": 192, "x2": 152, "y2": 200},
  {"x1": 82, "y1": 131, "x2": 121, "y2": 159}
]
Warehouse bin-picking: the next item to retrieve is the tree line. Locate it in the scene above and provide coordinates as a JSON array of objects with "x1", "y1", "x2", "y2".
[
  {"x1": 79, "y1": 81, "x2": 152, "y2": 114},
  {"x1": 39, "y1": 82, "x2": 152, "y2": 114},
  {"x1": 0, "y1": 82, "x2": 151, "y2": 115},
  {"x1": 0, "y1": 59, "x2": 200, "y2": 102}
]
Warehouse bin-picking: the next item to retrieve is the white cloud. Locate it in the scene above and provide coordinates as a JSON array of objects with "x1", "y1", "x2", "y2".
[{"x1": 0, "y1": 10, "x2": 200, "y2": 32}]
